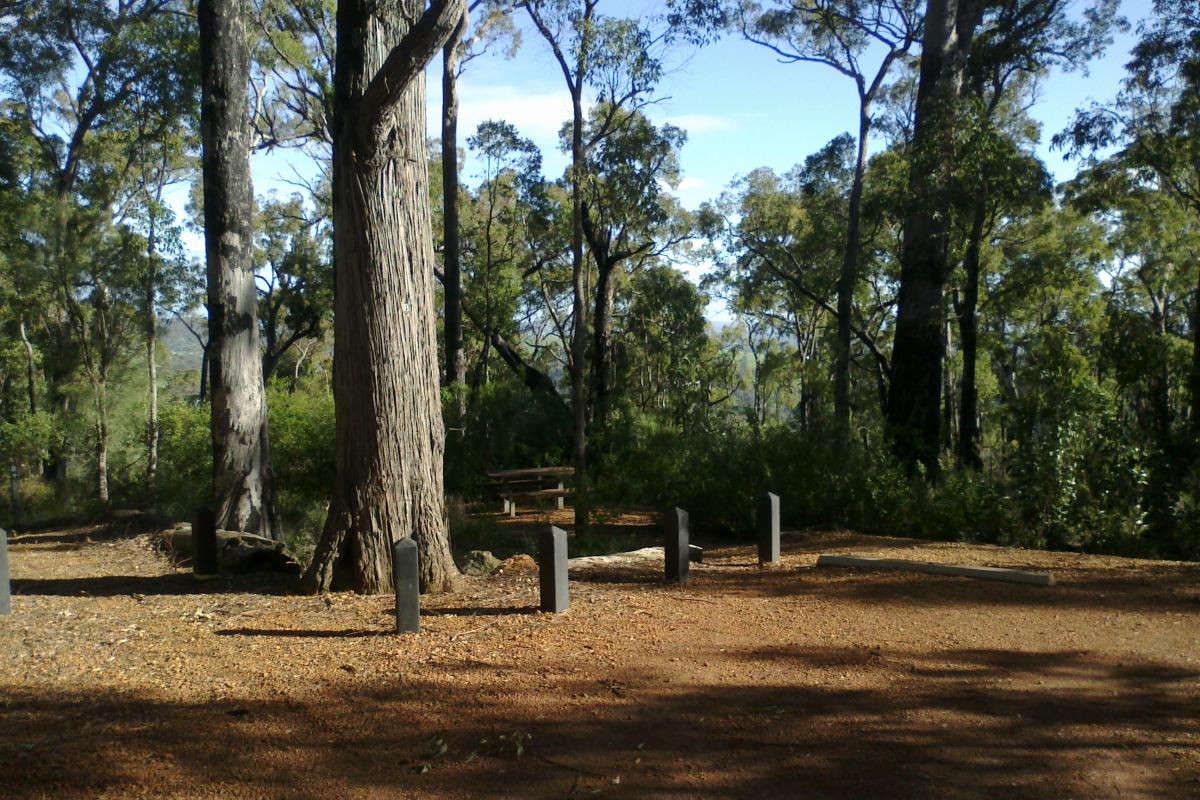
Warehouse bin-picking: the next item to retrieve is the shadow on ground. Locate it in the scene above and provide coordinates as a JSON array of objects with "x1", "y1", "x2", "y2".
[{"x1": 0, "y1": 644, "x2": 1196, "y2": 799}]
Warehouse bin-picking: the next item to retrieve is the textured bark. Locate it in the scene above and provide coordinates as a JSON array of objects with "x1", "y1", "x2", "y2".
[
  {"x1": 886, "y1": 0, "x2": 983, "y2": 478},
  {"x1": 442, "y1": 18, "x2": 467, "y2": 417},
  {"x1": 199, "y1": 0, "x2": 279, "y2": 540},
  {"x1": 302, "y1": 0, "x2": 463, "y2": 594}
]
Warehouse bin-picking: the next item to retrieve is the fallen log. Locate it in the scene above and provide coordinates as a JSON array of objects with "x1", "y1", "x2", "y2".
[{"x1": 815, "y1": 554, "x2": 1054, "y2": 586}]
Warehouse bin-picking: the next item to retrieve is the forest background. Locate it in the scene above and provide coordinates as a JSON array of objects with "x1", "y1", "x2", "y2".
[{"x1": 1, "y1": 0, "x2": 1197, "y2": 568}]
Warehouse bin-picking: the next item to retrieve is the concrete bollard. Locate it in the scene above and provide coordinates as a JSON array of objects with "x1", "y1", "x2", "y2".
[
  {"x1": 392, "y1": 538, "x2": 420, "y2": 634},
  {"x1": 539, "y1": 526, "x2": 569, "y2": 613},
  {"x1": 758, "y1": 492, "x2": 781, "y2": 564},
  {"x1": 0, "y1": 527, "x2": 9, "y2": 615},
  {"x1": 192, "y1": 507, "x2": 219, "y2": 579},
  {"x1": 663, "y1": 507, "x2": 689, "y2": 583}
]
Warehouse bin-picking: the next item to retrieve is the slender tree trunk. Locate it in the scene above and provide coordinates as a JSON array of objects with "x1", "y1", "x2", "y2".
[
  {"x1": 198, "y1": 345, "x2": 210, "y2": 401},
  {"x1": 94, "y1": 375, "x2": 109, "y2": 505},
  {"x1": 591, "y1": 262, "x2": 616, "y2": 428},
  {"x1": 569, "y1": 87, "x2": 590, "y2": 534},
  {"x1": 835, "y1": 103, "x2": 870, "y2": 441},
  {"x1": 302, "y1": 0, "x2": 463, "y2": 594},
  {"x1": 941, "y1": 315, "x2": 955, "y2": 452},
  {"x1": 19, "y1": 320, "x2": 36, "y2": 416},
  {"x1": 442, "y1": 18, "x2": 467, "y2": 418},
  {"x1": 957, "y1": 196, "x2": 985, "y2": 468},
  {"x1": 886, "y1": 0, "x2": 981, "y2": 478},
  {"x1": 1192, "y1": 265, "x2": 1200, "y2": 441},
  {"x1": 199, "y1": 0, "x2": 279, "y2": 539},
  {"x1": 145, "y1": 215, "x2": 160, "y2": 487}
]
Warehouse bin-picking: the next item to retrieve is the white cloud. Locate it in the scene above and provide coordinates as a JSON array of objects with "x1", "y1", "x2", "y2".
[{"x1": 663, "y1": 113, "x2": 739, "y2": 135}]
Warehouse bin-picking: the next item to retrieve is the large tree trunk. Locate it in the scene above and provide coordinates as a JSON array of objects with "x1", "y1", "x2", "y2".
[
  {"x1": 442, "y1": 19, "x2": 467, "y2": 418},
  {"x1": 302, "y1": 0, "x2": 463, "y2": 594},
  {"x1": 835, "y1": 104, "x2": 871, "y2": 441},
  {"x1": 886, "y1": 0, "x2": 981, "y2": 478},
  {"x1": 199, "y1": 0, "x2": 279, "y2": 540}
]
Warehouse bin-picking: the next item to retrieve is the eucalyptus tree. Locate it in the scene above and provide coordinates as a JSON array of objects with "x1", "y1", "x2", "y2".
[
  {"x1": 302, "y1": 0, "x2": 466, "y2": 594},
  {"x1": 578, "y1": 107, "x2": 691, "y2": 427},
  {"x1": 520, "y1": 0, "x2": 664, "y2": 532},
  {"x1": 254, "y1": 197, "x2": 332, "y2": 382},
  {"x1": 442, "y1": 2, "x2": 519, "y2": 413},
  {"x1": 1060, "y1": 0, "x2": 1200, "y2": 439},
  {"x1": 735, "y1": 0, "x2": 920, "y2": 439},
  {"x1": 200, "y1": 0, "x2": 280, "y2": 538},
  {"x1": 0, "y1": 0, "x2": 193, "y2": 492},
  {"x1": 886, "y1": 0, "x2": 986, "y2": 477}
]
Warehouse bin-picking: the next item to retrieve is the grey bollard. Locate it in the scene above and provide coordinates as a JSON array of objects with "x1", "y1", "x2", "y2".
[
  {"x1": 539, "y1": 526, "x2": 569, "y2": 613},
  {"x1": 663, "y1": 507, "x2": 689, "y2": 583},
  {"x1": 0, "y1": 527, "x2": 9, "y2": 615},
  {"x1": 192, "y1": 507, "x2": 219, "y2": 579},
  {"x1": 758, "y1": 492, "x2": 781, "y2": 564},
  {"x1": 392, "y1": 538, "x2": 420, "y2": 634}
]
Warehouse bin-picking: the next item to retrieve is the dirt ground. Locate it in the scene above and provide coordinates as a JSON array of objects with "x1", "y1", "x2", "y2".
[{"x1": 1, "y1": 511, "x2": 1198, "y2": 799}]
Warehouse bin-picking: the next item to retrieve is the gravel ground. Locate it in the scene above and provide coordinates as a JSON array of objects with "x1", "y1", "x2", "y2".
[{"x1": 1, "y1": 516, "x2": 1198, "y2": 799}]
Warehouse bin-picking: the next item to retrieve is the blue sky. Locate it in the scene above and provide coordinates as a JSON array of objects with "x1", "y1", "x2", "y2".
[{"x1": 176, "y1": 0, "x2": 1151, "y2": 258}]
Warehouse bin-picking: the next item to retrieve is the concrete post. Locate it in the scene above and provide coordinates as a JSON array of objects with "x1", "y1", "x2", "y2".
[
  {"x1": 758, "y1": 492, "x2": 780, "y2": 564},
  {"x1": 392, "y1": 538, "x2": 420, "y2": 633},
  {"x1": 664, "y1": 507, "x2": 689, "y2": 583},
  {"x1": 539, "y1": 526, "x2": 569, "y2": 613},
  {"x1": 192, "y1": 507, "x2": 219, "y2": 579}
]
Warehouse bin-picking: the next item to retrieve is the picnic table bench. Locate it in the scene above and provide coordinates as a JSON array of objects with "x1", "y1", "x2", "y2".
[{"x1": 487, "y1": 466, "x2": 574, "y2": 517}]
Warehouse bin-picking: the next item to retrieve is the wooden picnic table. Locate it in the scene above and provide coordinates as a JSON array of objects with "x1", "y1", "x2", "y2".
[{"x1": 487, "y1": 466, "x2": 575, "y2": 517}]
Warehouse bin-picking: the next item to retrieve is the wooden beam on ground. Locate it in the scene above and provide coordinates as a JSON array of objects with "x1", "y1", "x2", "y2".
[{"x1": 815, "y1": 554, "x2": 1054, "y2": 586}]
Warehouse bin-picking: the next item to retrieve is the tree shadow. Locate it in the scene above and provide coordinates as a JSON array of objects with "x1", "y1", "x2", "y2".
[
  {"x1": 11, "y1": 573, "x2": 297, "y2": 598},
  {"x1": 421, "y1": 606, "x2": 537, "y2": 617},
  {"x1": 1, "y1": 642, "x2": 1196, "y2": 799},
  {"x1": 215, "y1": 628, "x2": 387, "y2": 638}
]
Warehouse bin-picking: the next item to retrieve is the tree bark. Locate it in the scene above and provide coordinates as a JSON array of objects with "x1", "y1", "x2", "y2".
[
  {"x1": 591, "y1": 262, "x2": 616, "y2": 427},
  {"x1": 18, "y1": 320, "x2": 36, "y2": 416},
  {"x1": 302, "y1": 0, "x2": 463, "y2": 594},
  {"x1": 835, "y1": 104, "x2": 871, "y2": 442},
  {"x1": 956, "y1": 196, "x2": 986, "y2": 468},
  {"x1": 569, "y1": 84, "x2": 591, "y2": 535},
  {"x1": 886, "y1": 0, "x2": 982, "y2": 478},
  {"x1": 199, "y1": 0, "x2": 279, "y2": 539},
  {"x1": 145, "y1": 212, "x2": 160, "y2": 487},
  {"x1": 442, "y1": 17, "x2": 467, "y2": 418}
]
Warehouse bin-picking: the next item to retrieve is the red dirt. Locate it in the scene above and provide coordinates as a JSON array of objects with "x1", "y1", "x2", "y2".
[{"x1": 1, "y1": 517, "x2": 1198, "y2": 798}]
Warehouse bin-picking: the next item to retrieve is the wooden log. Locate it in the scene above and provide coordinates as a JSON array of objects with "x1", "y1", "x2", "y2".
[{"x1": 815, "y1": 554, "x2": 1054, "y2": 586}]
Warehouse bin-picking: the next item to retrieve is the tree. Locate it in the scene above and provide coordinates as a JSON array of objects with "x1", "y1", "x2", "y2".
[
  {"x1": 441, "y1": 2, "x2": 518, "y2": 415},
  {"x1": 255, "y1": 197, "x2": 332, "y2": 382},
  {"x1": 1059, "y1": 0, "x2": 1200, "y2": 438},
  {"x1": 579, "y1": 106, "x2": 691, "y2": 428},
  {"x1": 200, "y1": 0, "x2": 280, "y2": 538},
  {"x1": 736, "y1": 0, "x2": 920, "y2": 440},
  {"x1": 886, "y1": 0, "x2": 985, "y2": 477},
  {"x1": 302, "y1": 0, "x2": 465, "y2": 594},
  {"x1": 522, "y1": 0, "x2": 664, "y2": 533}
]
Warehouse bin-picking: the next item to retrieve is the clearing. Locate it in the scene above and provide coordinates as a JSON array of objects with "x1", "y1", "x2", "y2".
[{"x1": 1, "y1": 511, "x2": 1198, "y2": 799}]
